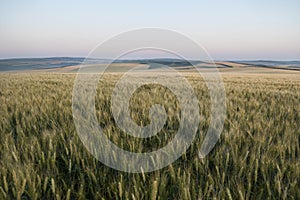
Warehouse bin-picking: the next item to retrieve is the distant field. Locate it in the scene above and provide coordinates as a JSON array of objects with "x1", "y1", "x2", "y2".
[
  {"x1": 0, "y1": 70, "x2": 299, "y2": 199},
  {"x1": 1, "y1": 57, "x2": 300, "y2": 73}
]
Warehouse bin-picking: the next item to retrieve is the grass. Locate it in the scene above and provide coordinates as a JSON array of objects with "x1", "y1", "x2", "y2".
[{"x1": 0, "y1": 72, "x2": 299, "y2": 199}]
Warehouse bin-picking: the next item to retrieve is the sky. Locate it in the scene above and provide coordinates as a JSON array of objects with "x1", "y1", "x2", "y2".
[{"x1": 0, "y1": 0, "x2": 300, "y2": 60}]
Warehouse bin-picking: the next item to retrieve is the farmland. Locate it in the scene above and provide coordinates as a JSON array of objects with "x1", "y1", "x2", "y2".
[{"x1": 0, "y1": 67, "x2": 300, "y2": 199}]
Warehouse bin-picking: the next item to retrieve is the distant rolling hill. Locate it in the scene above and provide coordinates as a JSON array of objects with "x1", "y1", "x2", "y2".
[
  {"x1": 0, "y1": 57, "x2": 84, "y2": 71},
  {"x1": 0, "y1": 57, "x2": 300, "y2": 73},
  {"x1": 231, "y1": 60, "x2": 300, "y2": 71}
]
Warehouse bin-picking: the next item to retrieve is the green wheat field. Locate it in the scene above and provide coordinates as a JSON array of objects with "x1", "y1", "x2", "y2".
[{"x1": 0, "y1": 70, "x2": 300, "y2": 199}]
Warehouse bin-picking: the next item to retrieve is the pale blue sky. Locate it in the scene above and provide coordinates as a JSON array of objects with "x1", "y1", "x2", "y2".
[{"x1": 0, "y1": 0, "x2": 299, "y2": 60}]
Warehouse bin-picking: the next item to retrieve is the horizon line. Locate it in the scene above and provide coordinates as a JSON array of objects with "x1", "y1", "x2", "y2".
[{"x1": 0, "y1": 56, "x2": 300, "y2": 62}]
